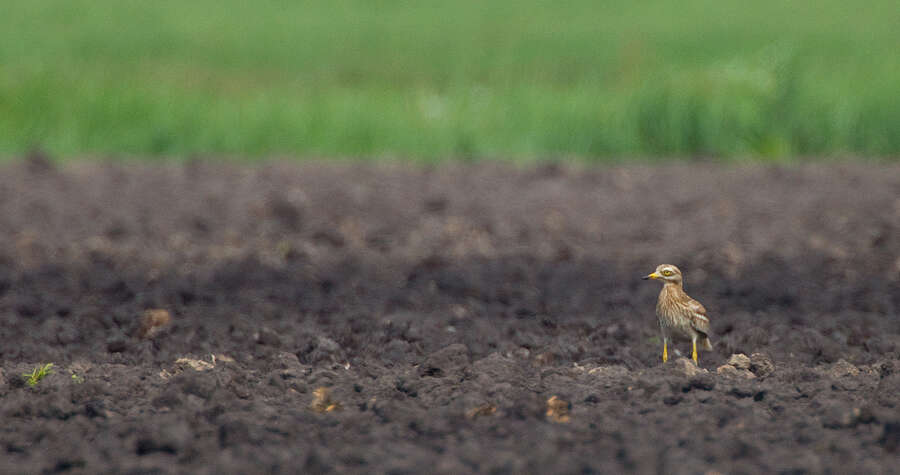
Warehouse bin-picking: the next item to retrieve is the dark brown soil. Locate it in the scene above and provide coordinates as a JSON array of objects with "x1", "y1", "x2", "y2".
[{"x1": 1, "y1": 158, "x2": 898, "y2": 474}]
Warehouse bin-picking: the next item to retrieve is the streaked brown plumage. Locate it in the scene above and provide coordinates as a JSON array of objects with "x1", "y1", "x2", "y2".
[{"x1": 643, "y1": 264, "x2": 713, "y2": 364}]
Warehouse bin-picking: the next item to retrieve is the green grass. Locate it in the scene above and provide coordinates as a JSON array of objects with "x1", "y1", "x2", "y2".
[
  {"x1": 1, "y1": 0, "x2": 898, "y2": 160},
  {"x1": 22, "y1": 363, "x2": 53, "y2": 387}
]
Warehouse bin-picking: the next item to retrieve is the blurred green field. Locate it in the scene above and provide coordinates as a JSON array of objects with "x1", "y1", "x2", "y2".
[{"x1": 1, "y1": 0, "x2": 898, "y2": 161}]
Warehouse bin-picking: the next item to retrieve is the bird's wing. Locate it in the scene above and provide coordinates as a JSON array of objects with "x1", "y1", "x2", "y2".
[{"x1": 686, "y1": 298, "x2": 711, "y2": 335}]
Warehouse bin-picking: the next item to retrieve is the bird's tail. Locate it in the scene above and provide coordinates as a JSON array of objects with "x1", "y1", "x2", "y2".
[{"x1": 700, "y1": 336, "x2": 713, "y2": 351}]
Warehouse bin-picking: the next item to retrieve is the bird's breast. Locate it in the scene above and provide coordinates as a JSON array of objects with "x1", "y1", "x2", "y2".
[{"x1": 656, "y1": 286, "x2": 695, "y2": 337}]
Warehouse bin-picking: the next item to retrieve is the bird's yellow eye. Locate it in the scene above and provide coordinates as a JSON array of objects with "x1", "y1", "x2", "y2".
[{"x1": 662, "y1": 270, "x2": 673, "y2": 276}]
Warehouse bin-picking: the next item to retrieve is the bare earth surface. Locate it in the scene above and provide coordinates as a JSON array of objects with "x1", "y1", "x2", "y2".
[{"x1": 0, "y1": 158, "x2": 899, "y2": 474}]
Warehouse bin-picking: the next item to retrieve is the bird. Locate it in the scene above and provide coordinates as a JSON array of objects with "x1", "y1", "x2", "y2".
[{"x1": 643, "y1": 264, "x2": 713, "y2": 364}]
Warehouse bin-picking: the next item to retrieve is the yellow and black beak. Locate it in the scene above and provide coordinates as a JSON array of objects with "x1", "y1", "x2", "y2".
[{"x1": 643, "y1": 272, "x2": 660, "y2": 280}]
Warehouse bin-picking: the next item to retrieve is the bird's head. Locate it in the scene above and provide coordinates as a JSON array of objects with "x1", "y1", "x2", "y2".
[{"x1": 643, "y1": 264, "x2": 682, "y2": 285}]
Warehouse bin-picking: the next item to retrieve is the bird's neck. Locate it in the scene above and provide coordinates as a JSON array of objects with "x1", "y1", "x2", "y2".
[{"x1": 663, "y1": 281, "x2": 684, "y2": 293}]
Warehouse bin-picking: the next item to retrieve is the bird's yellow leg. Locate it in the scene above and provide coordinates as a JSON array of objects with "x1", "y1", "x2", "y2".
[
  {"x1": 662, "y1": 340, "x2": 668, "y2": 363},
  {"x1": 691, "y1": 339, "x2": 698, "y2": 364}
]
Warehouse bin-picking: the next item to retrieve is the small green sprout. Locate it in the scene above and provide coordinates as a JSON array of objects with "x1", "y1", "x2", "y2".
[
  {"x1": 22, "y1": 363, "x2": 54, "y2": 387},
  {"x1": 70, "y1": 372, "x2": 84, "y2": 384}
]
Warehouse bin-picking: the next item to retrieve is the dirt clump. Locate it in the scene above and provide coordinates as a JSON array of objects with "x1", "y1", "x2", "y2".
[
  {"x1": 137, "y1": 309, "x2": 172, "y2": 339},
  {"x1": 546, "y1": 396, "x2": 571, "y2": 423},
  {"x1": 310, "y1": 387, "x2": 341, "y2": 413},
  {"x1": 717, "y1": 353, "x2": 756, "y2": 378}
]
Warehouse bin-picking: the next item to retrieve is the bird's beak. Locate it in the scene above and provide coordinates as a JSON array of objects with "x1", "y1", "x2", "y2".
[{"x1": 643, "y1": 272, "x2": 660, "y2": 280}]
